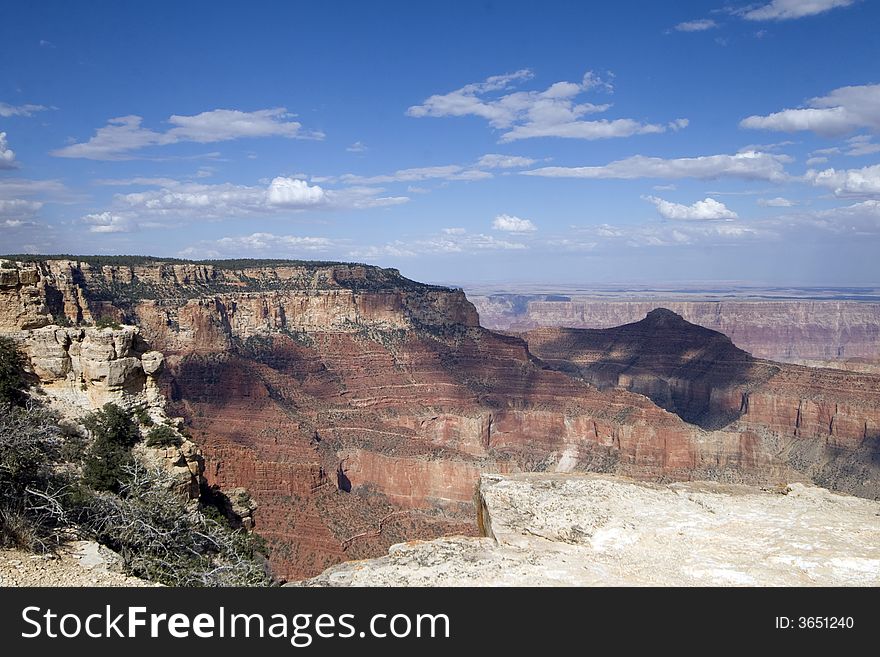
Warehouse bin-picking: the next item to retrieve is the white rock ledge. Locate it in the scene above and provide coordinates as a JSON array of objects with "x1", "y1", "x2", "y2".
[{"x1": 293, "y1": 473, "x2": 880, "y2": 587}]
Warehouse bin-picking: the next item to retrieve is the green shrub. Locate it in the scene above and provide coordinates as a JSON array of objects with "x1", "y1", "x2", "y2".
[
  {"x1": 133, "y1": 406, "x2": 154, "y2": 427},
  {"x1": 81, "y1": 404, "x2": 140, "y2": 492},
  {"x1": 94, "y1": 316, "x2": 122, "y2": 330},
  {"x1": 145, "y1": 425, "x2": 182, "y2": 448},
  {"x1": 0, "y1": 337, "x2": 26, "y2": 405}
]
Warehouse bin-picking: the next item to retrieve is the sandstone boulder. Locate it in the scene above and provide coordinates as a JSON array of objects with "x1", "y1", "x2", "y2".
[{"x1": 141, "y1": 350, "x2": 165, "y2": 375}]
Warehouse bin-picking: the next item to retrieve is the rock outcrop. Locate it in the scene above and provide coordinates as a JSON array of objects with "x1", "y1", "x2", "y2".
[
  {"x1": 295, "y1": 473, "x2": 880, "y2": 586},
  {"x1": 9, "y1": 321, "x2": 204, "y2": 499},
  {"x1": 473, "y1": 295, "x2": 880, "y2": 372}
]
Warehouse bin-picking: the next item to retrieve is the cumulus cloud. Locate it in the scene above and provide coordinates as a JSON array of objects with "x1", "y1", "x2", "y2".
[
  {"x1": 644, "y1": 196, "x2": 738, "y2": 220},
  {"x1": 0, "y1": 102, "x2": 49, "y2": 118},
  {"x1": 757, "y1": 196, "x2": 796, "y2": 207},
  {"x1": 82, "y1": 212, "x2": 133, "y2": 233},
  {"x1": 476, "y1": 153, "x2": 537, "y2": 168},
  {"x1": 523, "y1": 150, "x2": 791, "y2": 182},
  {"x1": 741, "y1": 0, "x2": 856, "y2": 21},
  {"x1": 407, "y1": 69, "x2": 683, "y2": 142},
  {"x1": 805, "y1": 163, "x2": 880, "y2": 196},
  {"x1": 0, "y1": 132, "x2": 16, "y2": 169},
  {"x1": 52, "y1": 108, "x2": 322, "y2": 160},
  {"x1": 346, "y1": 141, "x2": 368, "y2": 153},
  {"x1": 674, "y1": 19, "x2": 717, "y2": 31},
  {"x1": 266, "y1": 177, "x2": 326, "y2": 206},
  {"x1": 740, "y1": 84, "x2": 880, "y2": 136},
  {"x1": 492, "y1": 213, "x2": 537, "y2": 232}
]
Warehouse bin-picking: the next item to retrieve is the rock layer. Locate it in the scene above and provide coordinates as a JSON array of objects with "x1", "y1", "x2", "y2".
[
  {"x1": 472, "y1": 295, "x2": 880, "y2": 372},
  {"x1": 525, "y1": 310, "x2": 880, "y2": 498}
]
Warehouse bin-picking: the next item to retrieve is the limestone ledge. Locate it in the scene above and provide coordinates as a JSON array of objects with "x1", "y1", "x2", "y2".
[{"x1": 293, "y1": 473, "x2": 880, "y2": 587}]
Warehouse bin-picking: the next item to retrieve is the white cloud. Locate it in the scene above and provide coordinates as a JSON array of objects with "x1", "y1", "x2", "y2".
[
  {"x1": 757, "y1": 196, "x2": 796, "y2": 207},
  {"x1": 674, "y1": 19, "x2": 718, "y2": 31},
  {"x1": 0, "y1": 199, "x2": 43, "y2": 221},
  {"x1": 0, "y1": 132, "x2": 16, "y2": 169},
  {"x1": 0, "y1": 178, "x2": 71, "y2": 199},
  {"x1": 523, "y1": 150, "x2": 791, "y2": 182},
  {"x1": 352, "y1": 230, "x2": 528, "y2": 258},
  {"x1": 576, "y1": 220, "x2": 766, "y2": 248},
  {"x1": 339, "y1": 165, "x2": 492, "y2": 185},
  {"x1": 168, "y1": 108, "x2": 315, "y2": 142},
  {"x1": 805, "y1": 156, "x2": 828, "y2": 166},
  {"x1": 80, "y1": 176, "x2": 407, "y2": 232},
  {"x1": 95, "y1": 176, "x2": 185, "y2": 187},
  {"x1": 180, "y1": 232, "x2": 342, "y2": 259},
  {"x1": 215, "y1": 233, "x2": 336, "y2": 252},
  {"x1": 82, "y1": 211, "x2": 133, "y2": 233},
  {"x1": 813, "y1": 199, "x2": 880, "y2": 233},
  {"x1": 0, "y1": 102, "x2": 48, "y2": 118},
  {"x1": 805, "y1": 163, "x2": 880, "y2": 196},
  {"x1": 740, "y1": 84, "x2": 880, "y2": 136},
  {"x1": 845, "y1": 134, "x2": 880, "y2": 156},
  {"x1": 476, "y1": 153, "x2": 536, "y2": 168},
  {"x1": 741, "y1": 0, "x2": 856, "y2": 21},
  {"x1": 346, "y1": 141, "x2": 368, "y2": 153},
  {"x1": 52, "y1": 108, "x2": 321, "y2": 160},
  {"x1": 407, "y1": 69, "x2": 683, "y2": 142},
  {"x1": 266, "y1": 177, "x2": 326, "y2": 206},
  {"x1": 492, "y1": 213, "x2": 537, "y2": 232},
  {"x1": 644, "y1": 196, "x2": 738, "y2": 220}
]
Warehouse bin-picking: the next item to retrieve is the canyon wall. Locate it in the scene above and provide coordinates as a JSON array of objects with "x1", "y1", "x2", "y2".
[
  {"x1": 525, "y1": 310, "x2": 880, "y2": 498},
  {"x1": 3, "y1": 257, "x2": 878, "y2": 580},
  {"x1": 472, "y1": 295, "x2": 880, "y2": 371}
]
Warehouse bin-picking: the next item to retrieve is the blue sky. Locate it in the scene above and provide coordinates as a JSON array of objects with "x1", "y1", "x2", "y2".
[{"x1": 2, "y1": 0, "x2": 879, "y2": 286}]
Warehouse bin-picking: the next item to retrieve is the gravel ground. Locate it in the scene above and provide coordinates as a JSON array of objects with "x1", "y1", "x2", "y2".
[{"x1": 0, "y1": 544, "x2": 158, "y2": 587}]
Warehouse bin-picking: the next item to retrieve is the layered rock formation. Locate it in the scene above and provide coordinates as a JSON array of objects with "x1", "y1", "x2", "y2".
[
  {"x1": 296, "y1": 473, "x2": 880, "y2": 586},
  {"x1": 3, "y1": 257, "x2": 879, "y2": 580},
  {"x1": 472, "y1": 295, "x2": 880, "y2": 372},
  {"x1": 525, "y1": 310, "x2": 880, "y2": 498}
]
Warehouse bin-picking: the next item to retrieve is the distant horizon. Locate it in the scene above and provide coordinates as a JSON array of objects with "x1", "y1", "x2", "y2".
[
  {"x1": 2, "y1": 0, "x2": 879, "y2": 286},
  {"x1": 4, "y1": 251, "x2": 880, "y2": 295}
]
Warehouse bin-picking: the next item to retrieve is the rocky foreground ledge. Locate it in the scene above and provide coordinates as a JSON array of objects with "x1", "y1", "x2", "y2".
[{"x1": 294, "y1": 473, "x2": 880, "y2": 587}]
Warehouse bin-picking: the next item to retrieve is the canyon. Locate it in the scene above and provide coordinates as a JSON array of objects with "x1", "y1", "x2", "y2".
[
  {"x1": 470, "y1": 293, "x2": 880, "y2": 372},
  {"x1": 2, "y1": 257, "x2": 879, "y2": 581}
]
